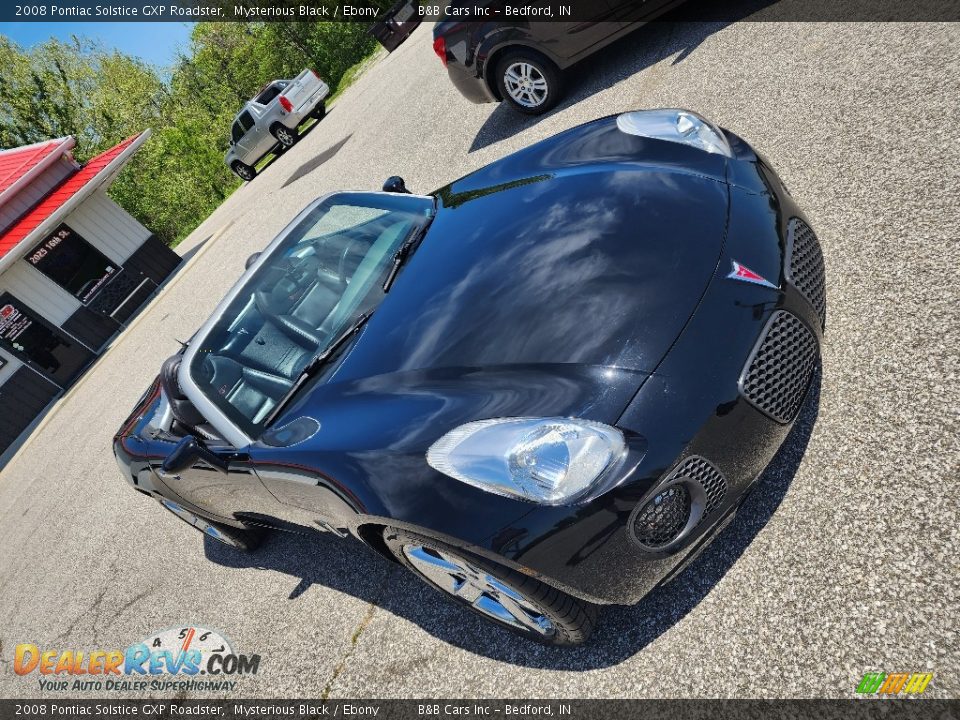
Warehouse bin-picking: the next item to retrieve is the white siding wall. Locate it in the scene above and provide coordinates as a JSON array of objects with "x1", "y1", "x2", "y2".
[
  {"x1": 0, "y1": 157, "x2": 77, "y2": 236},
  {"x1": 60, "y1": 191, "x2": 150, "y2": 264},
  {"x1": 0, "y1": 348, "x2": 22, "y2": 386},
  {"x1": 0, "y1": 259, "x2": 81, "y2": 325}
]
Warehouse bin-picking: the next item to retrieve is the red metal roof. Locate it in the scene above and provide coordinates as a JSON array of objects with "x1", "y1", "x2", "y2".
[
  {"x1": 0, "y1": 134, "x2": 142, "y2": 261},
  {"x1": 0, "y1": 138, "x2": 68, "y2": 196}
]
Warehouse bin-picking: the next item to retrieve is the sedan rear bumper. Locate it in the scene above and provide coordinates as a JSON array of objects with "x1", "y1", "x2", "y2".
[{"x1": 447, "y1": 64, "x2": 498, "y2": 104}]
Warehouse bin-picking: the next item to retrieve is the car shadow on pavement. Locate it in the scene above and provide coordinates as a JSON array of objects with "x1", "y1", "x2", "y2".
[
  {"x1": 282, "y1": 134, "x2": 352, "y2": 188},
  {"x1": 205, "y1": 370, "x2": 821, "y2": 669},
  {"x1": 468, "y1": 0, "x2": 778, "y2": 154}
]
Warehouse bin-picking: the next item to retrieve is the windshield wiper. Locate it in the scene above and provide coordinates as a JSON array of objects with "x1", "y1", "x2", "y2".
[
  {"x1": 382, "y1": 205, "x2": 437, "y2": 292},
  {"x1": 264, "y1": 310, "x2": 375, "y2": 427}
]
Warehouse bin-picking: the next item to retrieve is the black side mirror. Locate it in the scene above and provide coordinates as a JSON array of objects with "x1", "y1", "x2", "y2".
[
  {"x1": 245, "y1": 252, "x2": 261, "y2": 270},
  {"x1": 382, "y1": 176, "x2": 411, "y2": 194},
  {"x1": 161, "y1": 436, "x2": 229, "y2": 476}
]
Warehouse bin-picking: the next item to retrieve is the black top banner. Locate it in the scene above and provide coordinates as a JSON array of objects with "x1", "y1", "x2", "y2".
[{"x1": 3, "y1": 0, "x2": 959, "y2": 23}]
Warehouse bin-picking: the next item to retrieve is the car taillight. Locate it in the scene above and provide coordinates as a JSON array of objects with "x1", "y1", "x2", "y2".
[
  {"x1": 311, "y1": 69, "x2": 321, "y2": 80},
  {"x1": 433, "y1": 36, "x2": 447, "y2": 67},
  {"x1": 279, "y1": 96, "x2": 293, "y2": 112}
]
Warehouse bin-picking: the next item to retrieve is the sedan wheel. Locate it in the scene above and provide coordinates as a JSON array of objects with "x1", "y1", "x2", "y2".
[
  {"x1": 496, "y1": 51, "x2": 562, "y2": 115},
  {"x1": 159, "y1": 499, "x2": 260, "y2": 551},
  {"x1": 383, "y1": 527, "x2": 595, "y2": 645},
  {"x1": 504, "y1": 62, "x2": 549, "y2": 109}
]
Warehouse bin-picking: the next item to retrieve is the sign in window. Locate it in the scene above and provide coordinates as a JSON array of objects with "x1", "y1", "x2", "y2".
[
  {"x1": 0, "y1": 293, "x2": 94, "y2": 388},
  {"x1": 27, "y1": 224, "x2": 118, "y2": 306}
]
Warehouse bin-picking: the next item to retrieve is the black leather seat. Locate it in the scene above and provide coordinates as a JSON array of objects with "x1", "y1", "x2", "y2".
[
  {"x1": 258, "y1": 254, "x2": 341, "y2": 328},
  {"x1": 199, "y1": 355, "x2": 293, "y2": 426}
]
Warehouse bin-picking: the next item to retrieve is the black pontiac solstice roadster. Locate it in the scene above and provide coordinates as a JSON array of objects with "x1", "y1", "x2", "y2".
[{"x1": 115, "y1": 110, "x2": 825, "y2": 645}]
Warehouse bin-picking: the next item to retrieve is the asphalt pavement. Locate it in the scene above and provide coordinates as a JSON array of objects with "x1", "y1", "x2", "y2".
[{"x1": 0, "y1": 11, "x2": 958, "y2": 699}]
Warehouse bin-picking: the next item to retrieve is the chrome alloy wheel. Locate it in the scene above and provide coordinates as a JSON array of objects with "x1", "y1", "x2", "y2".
[
  {"x1": 503, "y1": 62, "x2": 549, "y2": 109},
  {"x1": 275, "y1": 126, "x2": 296, "y2": 146},
  {"x1": 402, "y1": 544, "x2": 555, "y2": 637},
  {"x1": 160, "y1": 499, "x2": 240, "y2": 547}
]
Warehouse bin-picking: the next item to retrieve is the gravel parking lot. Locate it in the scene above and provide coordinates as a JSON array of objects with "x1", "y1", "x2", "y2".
[{"x1": 1, "y1": 9, "x2": 958, "y2": 699}]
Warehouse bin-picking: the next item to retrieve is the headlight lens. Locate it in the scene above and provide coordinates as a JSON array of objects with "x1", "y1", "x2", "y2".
[
  {"x1": 426, "y1": 417, "x2": 626, "y2": 505},
  {"x1": 616, "y1": 109, "x2": 733, "y2": 157}
]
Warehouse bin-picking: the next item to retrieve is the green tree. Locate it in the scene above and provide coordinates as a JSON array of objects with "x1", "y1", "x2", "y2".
[{"x1": 0, "y1": 21, "x2": 378, "y2": 246}]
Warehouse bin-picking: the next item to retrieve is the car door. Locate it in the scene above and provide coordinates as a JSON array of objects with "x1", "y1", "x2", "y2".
[
  {"x1": 247, "y1": 446, "x2": 360, "y2": 536},
  {"x1": 234, "y1": 110, "x2": 266, "y2": 164},
  {"x1": 524, "y1": 14, "x2": 623, "y2": 64},
  {"x1": 249, "y1": 107, "x2": 280, "y2": 158},
  {"x1": 152, "y1": 440, "x2": 282, "y2": 524}
]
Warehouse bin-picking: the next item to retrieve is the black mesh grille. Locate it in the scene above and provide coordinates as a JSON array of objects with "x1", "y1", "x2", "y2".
[
  {"x1": 631, "y1": 484, "x2": 691, "y2": 549},
  {"x1": 741, "y1": 310, "x2": 818, "y2": 423},
  {"x1": 787, "y1": 218, "x2": 826, "y2": 327},
  {"x1": 629, "y1": 456, "x2": 728, "y2": 550},
  {"x1": 674, "y1": 455, "x2": 727, "y2": 517}
]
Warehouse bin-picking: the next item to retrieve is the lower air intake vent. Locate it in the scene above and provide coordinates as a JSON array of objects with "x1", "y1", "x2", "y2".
[
  {"x1": 676, "y1": 455, "x2": 728, "y2": 517},
  {"x1": 631, "y1": 485, "x2": 691, "y2": 549},
  {"x1": 629, "y1": 456, "x2": 728, "y2": 551},
  {"x1": 787, "y1": 218, "x2": 826, "y2": 328},
  {"x1": 741, "y1": 310, "x2": 818, "y2": 423}
]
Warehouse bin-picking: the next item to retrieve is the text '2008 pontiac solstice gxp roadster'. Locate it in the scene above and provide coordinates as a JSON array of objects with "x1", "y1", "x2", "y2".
[{"x1": 115, "y1": 110, "x2": 826, "y2": 645}]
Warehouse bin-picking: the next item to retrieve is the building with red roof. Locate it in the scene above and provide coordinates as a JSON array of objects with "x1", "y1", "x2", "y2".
[{"x1": 0, "y1": 131, "x2": 181, "y2": 460}]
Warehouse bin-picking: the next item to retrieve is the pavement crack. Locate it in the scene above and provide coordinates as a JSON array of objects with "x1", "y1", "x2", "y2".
[
  {"x1": 50, "y1": 586, "x2": 110, "y2": 646},
  {"x1": 319, "y1": 570, "x2": 393, "y2": 700},
  {"x1": 91, "y1": 586, "x2": 157, "y2": 640}
]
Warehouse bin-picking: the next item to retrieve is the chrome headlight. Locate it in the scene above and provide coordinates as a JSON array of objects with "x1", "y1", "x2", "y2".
[
  {"x1": 616, "y1": 109, "x2": 733, "y2": 157},
  {"x1": 426, "y1": 417, "x2": 626, "y2": 505}
]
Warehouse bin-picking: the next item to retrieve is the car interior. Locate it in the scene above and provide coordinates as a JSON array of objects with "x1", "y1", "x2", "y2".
[{"x1": 165, "y1": 204, "x2": 421, "y2": 441}]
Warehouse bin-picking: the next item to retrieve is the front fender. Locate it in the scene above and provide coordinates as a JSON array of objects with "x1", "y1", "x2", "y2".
[{"x1": 252, "y1": 363, "x2": 648, "y2": 543}]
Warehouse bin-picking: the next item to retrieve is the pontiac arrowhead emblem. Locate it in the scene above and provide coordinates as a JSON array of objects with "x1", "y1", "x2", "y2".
[{"x1": 727, "y1": 261, "x2": 778, "y2": 289}]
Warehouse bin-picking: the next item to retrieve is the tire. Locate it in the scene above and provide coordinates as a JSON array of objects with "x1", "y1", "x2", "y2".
[
  {"x1": 231, "y1": 160, "x2": 256, "y2": 182},
  {"x1": 271, "y1": 122, "x2": 298, "y2": 148},
  {"x1": 383, "y1": 526, "x2": 596, "y2": 645},
  {"x1": 311, "y1": 102, "x2": 326, "y2": 120},
  {"x1": 159, "y1": 498, "x2": 263, "y2": 552},
  {"x1": 495, "y1": 49, "x2": 563, "y2": 115}
]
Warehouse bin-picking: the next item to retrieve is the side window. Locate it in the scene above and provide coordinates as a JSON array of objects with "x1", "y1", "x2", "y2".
[
  {"x1": 231, "y1": 121, "x2": 244, "y2": 143},
  {"x1": 256, "y1": 84, "x2": 281, "y2": 104},
  {"x1": 238, "y1": 111, "x2": 255, "y2": 133}
]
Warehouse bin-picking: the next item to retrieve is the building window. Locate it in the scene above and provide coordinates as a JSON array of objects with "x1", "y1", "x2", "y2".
[
  {"x1": 26, "y1": 224, "x2": 118, "y2": 306},
  {"x1": 0, "y1": 293, "x2": 94, "y2": 387}
]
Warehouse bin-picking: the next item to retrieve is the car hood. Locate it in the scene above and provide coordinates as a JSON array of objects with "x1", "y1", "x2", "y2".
[{"x1": 333, "y1": 120, "x2": 730, "y2": 396}]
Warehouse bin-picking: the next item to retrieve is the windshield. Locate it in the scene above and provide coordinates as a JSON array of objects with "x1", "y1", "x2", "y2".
[{"x1": 183, "y1": 192, "x2": 433, "y2": 444}]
